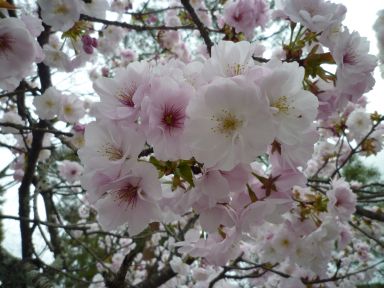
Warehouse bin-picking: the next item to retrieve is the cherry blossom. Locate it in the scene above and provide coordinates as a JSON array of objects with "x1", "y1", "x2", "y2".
[
  {"x1": 33, "y1": 87, "x2": 62, "y2": 120},
  {"x1": 223, "y1": 0, "x2": 269, "y2": 39},
  {"x1": 346, "y1": 108, "x2": 372, "y2": 141},
  {"x1": 203, "y1": 40, "x2": 257, "y2": 80},
  {"x1": 184, "y1": 76, "x2": 276, "y2": 171},
  {"x1": 327, "y1": 178, "x2": 357, "y2": 221},
  {"x1": 282, "y1": 0, "x2": 346, "y2": 33},
  {"x1": 58, "y1": 94, "x2": 85, "y2": 123},
  {"x1": 141, "y1": 76, "x2": 192, "y2": 160},
  {"x1": 38, "y1": 0, "x2": 82, "y2": 32},
  {"x1": 93, "y1": 62, "x2": 150, "y2": 123},
  {"x1": 331, "y1": 29, "x2": 377, "y2": 102},
  {"x1": 259, "y1": 61, "x2": 319, "y2": 145},
  {"x1": 58, "y1": 160, "x2": 83, "y2": 183},
  {"x1": 94, "y1": 162, "x2": 162, "y2": 235},
  {"x1": 0, "y1": 18, "x2": 43, "y2": 91}
]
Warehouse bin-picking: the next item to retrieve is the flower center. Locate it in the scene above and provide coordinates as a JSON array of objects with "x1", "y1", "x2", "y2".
[
  {"x1": 116, "y1": 183, "x2": 139, "y2": 208},
  {"x1": 164, "y1": 114, "x2": 174, "y2": 125},
  {"x1": 55, "y1": 4, "x2": 70, "y2": 15},
  {"x1": 161, "y1": 104, "x2": 185, "y2": 133},
  {"x1": 271, "y1": 96, "x2": 290, "y2": 114},
  {"x1": 212, "y1": 109, "x2": 243, "y2": 137},
  {"x1": 0, "y1": 33, "x2": 13, "y2": 53},
  {"x1": 101, "y1": 143, "x2": 123, "y2": 161},
  {"x1": 63, "y1": 104, "x2": 73, "y2": 116},
  {"x1": 45, "y1": 99, "x2": 55, "y2": 108},
  {"x1": 233, "y1": 12, "x2": 243, "y2": 23},
  {"x1": 226, "y1": 63, "x2": 245, "y2": 76},
  {"x1": 116, "y1": 83, "x2": 137, "y2": 107},
  {"x1": 343, "y1": 51, "x2": 357, "y2": 65}
]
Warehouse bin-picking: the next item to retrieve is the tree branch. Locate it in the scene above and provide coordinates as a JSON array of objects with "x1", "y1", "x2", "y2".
[
  {"x1": 180, "y1": 0, "x2": 213, "y2": 55},
  {"x1": 81, "y1": 14, "x2": 195, "y2": 31}
]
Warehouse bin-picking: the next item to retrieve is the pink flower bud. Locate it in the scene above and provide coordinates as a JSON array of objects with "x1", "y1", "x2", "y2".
[{"x1": 83, "y1": 45, "x2": 94, "y2": 54}]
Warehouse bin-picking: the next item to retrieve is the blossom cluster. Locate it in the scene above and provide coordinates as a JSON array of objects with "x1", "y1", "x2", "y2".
[
  {"x1": 76, "y1": 0, "x2": 381, "y2": 280},
  {"x1": 0, "y1": 0, "x2": 383, "y2": 286}
]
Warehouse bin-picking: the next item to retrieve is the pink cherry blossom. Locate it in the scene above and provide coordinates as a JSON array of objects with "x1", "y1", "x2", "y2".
[
  {"x1": 269, "y1": 126, "x2": 319, "y2": 170},
  {"x1": 0, "y1": 18, "x2": 42, "y2": 91},
  {"x1": 58, "y1": 160, "x2": 83, "y2": 183},
  {"x1": 93, "y1": 62, "x2": 150, "y2": 123},
  {"x1": 184, "y1": 76, "x2": 276, "y2": 171},
  {"x1": 259, "y1": 61, "x2": 319, "y2": 145},
  {"x1": 59, "y1": 94, "x2": 85, "y2": 124},
  {"x1": 141, "y1": 76, "x2": 192, "y2": 160},
  {"x1": 203, "y1": 41, "x2": 257, "y2": 80},
  {"x1": 282, "y1": 0, "x2": 346, "y2": 33},
  {"x1": 327, "y1": 178, "x2": 357, "y2": 221},
  {"x1": 77, "y1": 120, "x2": 145, "y2": 171},
  {"x1": 331, "y1": 29, "x2": 377, "y2": 102},
  {"x1": 94, "y1": 162, "x2": 162, "y2": 235},
  {"x1": 33, "y1": 87, "x2": 62, "y2": 120},
  {"x1": 38, "y1": 0, "x2": 82, "y2": 32},
  {"x1": 223, "y1": 0, "x2": 269, "y2": 39}
]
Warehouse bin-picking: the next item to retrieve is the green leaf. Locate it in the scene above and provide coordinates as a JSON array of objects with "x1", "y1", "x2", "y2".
[{"x1": 177, "y1": 162, "x2": 194, "y2": 187}]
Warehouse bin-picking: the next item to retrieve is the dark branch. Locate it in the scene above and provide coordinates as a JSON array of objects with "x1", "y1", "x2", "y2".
[
  {"x1": 355, "y1": 206, "x2": 384, "y2": 222},
  {"x1": 81, "y1": 14, "x2": 195, "y2": 31},
  {"x1": 180, "y1": 0, "x2": 213, "y2": 55}
]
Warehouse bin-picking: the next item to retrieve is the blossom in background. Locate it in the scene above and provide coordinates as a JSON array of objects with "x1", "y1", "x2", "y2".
[
  {"x1": 223, "y1": 0, "x2": 269, "y2": 39},
  {"x1": 331, "y1": 29, "x2": 377, "y2": 103},
  {"x1": 282, "y1": 0, "x2": 346, "y2": 33},
  {"x1": 58, "y1": 160, "x2": 83, "y2": 183},
  {"x1": 59, "y1": 94, "x2": 85, "y2": 123},
  {"x1": 374, "y1": 10, "x2": 384, "y2": 75},
  {"x1": 37, "y1": 0, "x2": 82, "y2": 32},
  {"x1": 0, "y1": 18, "x2": 43, "y2": 91},
  {"x1": 327, "y1": 178, "x2": 357, "y2": 221},
  {"x1": 346, "y1": 108, "x2": 372, "y2": 141},
  {"x1": 0, "y1": 111, "x2": 24, "y2": 134},
  {"x1": 33, "y1": 87, "x2": 62, "y2": 120},
  {"x1": 81, "y1": 0, "x2": 109, "y2": 19}
]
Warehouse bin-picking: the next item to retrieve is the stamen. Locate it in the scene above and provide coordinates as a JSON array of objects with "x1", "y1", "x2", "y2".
[
  {"x1": 0, "y1": 33, "x2": 13, "y2": 53},
  {"x1": 101, "y1": 143, "x2": 123, "y2": 161},
  {"x1": 161, "y1": 104, "x2": 185, "y2": 133},
  {"x1": 116, "y1": 83, "x2": 137, "y2": 107},
  {"x1": 271, "y1": 96, "x2": 291, "y2": 114},
  {"x1": 54, "y1": 4, "x2": 70, "y2": 15},
  {"x1": 211, "y1": 109, "x2": 243, "y2": 137},
  {"x1": 226, "y1": 63, "x2": 245, "y2": 76},
  {"x1": 116, "y1": 183, "x2": 139, "y2": 208}
]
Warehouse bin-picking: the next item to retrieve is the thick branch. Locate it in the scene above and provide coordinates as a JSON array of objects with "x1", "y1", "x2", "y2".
[
  {"x1": 180, "y1": 0, "x2": 213, "y2": 55},
  {"x1": 355, "y1": 206, "x2": 384, "y2": 222},
  {"x1": 16, "y1": 11, "x2": 53, "y2": 261},
  {"x1": 41, "y1": 189, "x2": 62, "y2": 257},
  {"x1": 0, "y1": 246, "x2": 52, "y2": 287}
]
